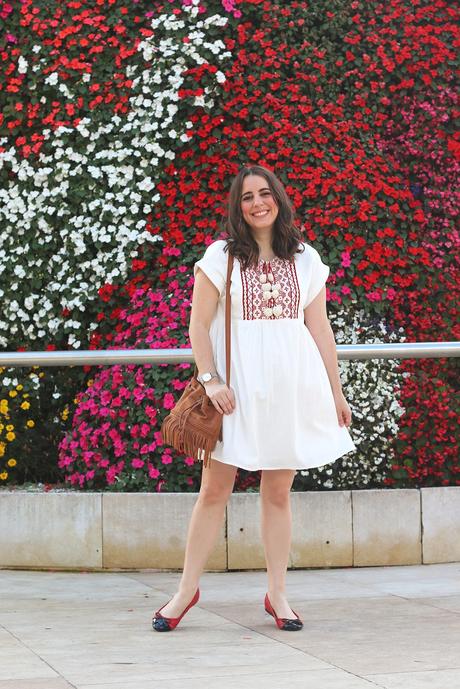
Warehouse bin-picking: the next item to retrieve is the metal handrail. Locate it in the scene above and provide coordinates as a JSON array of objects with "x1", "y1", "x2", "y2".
[{"x1": 0, "y1": 342, "x2": 458, "y2": 367}]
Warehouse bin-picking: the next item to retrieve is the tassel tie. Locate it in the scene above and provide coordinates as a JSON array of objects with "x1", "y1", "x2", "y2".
[{"x1": 259, "y1": 260, "x2": 283, "y2": 318}]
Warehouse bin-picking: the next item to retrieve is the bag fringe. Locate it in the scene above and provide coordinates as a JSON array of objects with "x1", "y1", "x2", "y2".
[{"x1": 161, "y1": 415, "x2": 218, "y2": 468}]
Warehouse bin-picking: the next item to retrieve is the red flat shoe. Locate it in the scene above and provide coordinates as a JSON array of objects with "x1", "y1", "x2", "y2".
[
  {"x1": 264, "y1": 593, "x2": 303, "y2": 631},
  {"x1": 152, "y1": 589, "x2": 200, "y2": 632}
]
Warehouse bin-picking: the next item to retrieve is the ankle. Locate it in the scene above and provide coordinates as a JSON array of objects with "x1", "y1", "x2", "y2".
[
  {"x1": 268, "y1": 585, "x2": 286, "y2": 595},
  {"x1": 178, "y1": 584, "x2": 199, "y2": 599}
]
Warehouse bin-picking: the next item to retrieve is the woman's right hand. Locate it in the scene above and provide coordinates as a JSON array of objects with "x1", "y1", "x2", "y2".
[{"x1": 204, "y1": 380, "x2": 236, "y2": 415}]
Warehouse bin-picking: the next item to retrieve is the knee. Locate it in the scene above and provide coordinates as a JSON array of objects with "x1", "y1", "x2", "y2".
[
  {"x1": 199, "y1": 482, "x2": 232, "y2": 507},
  {"x1": 261, "y1": 487, "x2": 290, "y2": 509}
]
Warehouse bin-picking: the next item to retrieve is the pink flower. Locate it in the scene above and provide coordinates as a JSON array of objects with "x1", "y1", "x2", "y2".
[
  {"x1": 341, "y1": 251, "x2": 351, "y2": 267},
  {"x1": 140, "y1": 423, "x2": 151, "y2": 437},
  {"x1": 386, "y1": 288, "x2": 396, "y2": 300},
  {"x1": 163, "y1": 393, "x2": 175, "y2": 410},
  {"x1": 184, "y1": 456, "x2": 195, "y2": 466},
  {"x1": 145, "y1": 405, "x2": 157, "y2": 420},
  {"x1": 148, "y1": 464, "x2": 160, "y2": 479},
  {"x1": 101, "y1": 391, "x2": 112, "y2": 405},
  {"x1": 161, "y1": 452, "x2": 173, "y2": 465},
  {"x1": 132, "y1": 458, "x2": 145, "y2": 469}
]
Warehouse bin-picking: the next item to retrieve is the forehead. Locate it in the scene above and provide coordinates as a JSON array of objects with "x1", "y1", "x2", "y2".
[{"x1": 241, "y1": 174, "x2": 270, "y2": 194}]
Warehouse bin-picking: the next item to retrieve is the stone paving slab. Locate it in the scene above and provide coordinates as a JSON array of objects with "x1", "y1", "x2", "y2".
[{"x1": 0, "y1": 563, "x2": 459, "y2": 689}]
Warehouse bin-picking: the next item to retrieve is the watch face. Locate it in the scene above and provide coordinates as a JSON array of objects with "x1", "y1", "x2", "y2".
[{"x1": 202, "y1": 373, "x2": 212, "y2": 382}]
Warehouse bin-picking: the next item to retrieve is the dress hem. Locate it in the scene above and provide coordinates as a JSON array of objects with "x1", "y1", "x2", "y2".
[{"x1": 207, "y1": 446, "x2": 356, "y2": 472}]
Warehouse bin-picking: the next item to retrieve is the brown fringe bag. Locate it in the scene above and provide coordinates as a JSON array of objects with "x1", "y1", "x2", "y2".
[{"x1": 160, "y1": 252, "x2": 234, "y2": 468}]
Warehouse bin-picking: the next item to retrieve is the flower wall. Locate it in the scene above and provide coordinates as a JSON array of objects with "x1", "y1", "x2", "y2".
[{"x1": 0, "y1": 0, "x2": 458, "y2": 490}]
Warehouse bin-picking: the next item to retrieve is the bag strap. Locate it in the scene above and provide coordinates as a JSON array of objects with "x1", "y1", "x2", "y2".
[{"x1": 225, "y1": 252, "x2": 234, "y2": 386}]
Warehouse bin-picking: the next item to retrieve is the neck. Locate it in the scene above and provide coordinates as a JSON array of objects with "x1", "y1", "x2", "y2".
[{"x1": 253, "y1": 231, "x2": 274, "y2": 259}]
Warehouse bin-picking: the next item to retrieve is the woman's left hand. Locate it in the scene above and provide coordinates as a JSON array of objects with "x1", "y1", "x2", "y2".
[{"x1": 333, "y1": 390, "x2": 352, "y2": 428}]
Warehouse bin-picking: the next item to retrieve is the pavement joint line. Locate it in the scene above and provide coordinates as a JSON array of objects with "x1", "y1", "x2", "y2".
[
  {"x1": 0, "y1": 621, "x2": 76, "y2": 688},
  {"x1": 366, "y1": 666, "x2": 460, "y2": 677}
]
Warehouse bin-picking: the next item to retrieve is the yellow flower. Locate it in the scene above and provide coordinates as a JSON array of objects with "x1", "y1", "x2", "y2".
[
  {"x1": 7, "y1": 458, "x2": 16, "y2": 467},
  {"x1": 9, "y1": 390, "x2": 18, "y2": 398},
  {"x1": 26, "y1": 420, "x2": 35, "y2": 428},
  {"x1": 6, "y1": 432, "x2": 16, "y2": 441},
  {"x1": 0, "y1": 443, "x2": 5, "y2": 457},
  {"x1": 6, "y1": 424, "x2": 14, "y2": 431},
  {"x1": 21, "y1": 401, "x2": 30, "y2": 411},
  {"x1": 16, "y1": 384, "x2": 23, "y2": 391},
  {"x1": 0, "y1": 472, "x2": 8, "y2": 481},
  {"x1": 23, "y1": 393, "x2": 30, "y2": 398},
  {"x1": 39, "y1": 372, "x2": 45, "y2": 378}
]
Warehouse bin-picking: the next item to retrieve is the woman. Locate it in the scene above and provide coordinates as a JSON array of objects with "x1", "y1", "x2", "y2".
[{"x1": 153, "y1": 164, "x2": 356, "y2": 632}]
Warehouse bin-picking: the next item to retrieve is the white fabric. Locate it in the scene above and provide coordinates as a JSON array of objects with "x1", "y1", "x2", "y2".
[{"x1": 193, "y1": 240, "x2": 357, "y2": 471}]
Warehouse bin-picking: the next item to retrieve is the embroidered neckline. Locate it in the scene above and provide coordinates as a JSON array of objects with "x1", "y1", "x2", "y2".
[{"x1": 258, "y1": 256, "x2": 282, "y2": 264}]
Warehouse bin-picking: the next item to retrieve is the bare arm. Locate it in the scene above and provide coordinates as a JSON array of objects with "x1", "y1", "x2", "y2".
[
  {"x1": 303, "y1": 286, "x2": 342, "y2": 397},
  {"x1": 303, "y1": 286, "x2": 353, "y2": 427},
  {"x1": 189, "y1": 268, "x2": 236, "y2": 415}
]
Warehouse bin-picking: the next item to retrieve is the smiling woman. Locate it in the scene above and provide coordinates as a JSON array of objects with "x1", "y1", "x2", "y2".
[{"x1": 153, "y1": 164, "x2": 356, "y2": 633}]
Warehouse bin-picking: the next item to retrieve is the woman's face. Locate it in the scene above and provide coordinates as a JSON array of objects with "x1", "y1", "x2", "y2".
[{"x1": 240, "y1": 174, "x2": 278, "y2": 236}]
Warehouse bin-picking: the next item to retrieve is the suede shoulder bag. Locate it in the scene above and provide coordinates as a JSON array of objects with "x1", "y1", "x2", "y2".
[{"x1": 160, "y1": 251, "x2": 234, "y2": 468}]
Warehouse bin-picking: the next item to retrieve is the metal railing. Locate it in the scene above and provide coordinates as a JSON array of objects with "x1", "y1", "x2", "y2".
[{"x1": 0, "y1": 342, "x2": 458, "y2": 367}]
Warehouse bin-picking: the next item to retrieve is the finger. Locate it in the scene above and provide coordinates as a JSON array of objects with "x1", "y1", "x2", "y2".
[
  {"x1": 219, "y1": 397, "x2": 233, "y2": 414},
  {"x1": 211, "y1": 398, "x2": 224, "y2": 414},
  {"x1": 224, "y1": 393, "x2": 236, "y2": 411}
]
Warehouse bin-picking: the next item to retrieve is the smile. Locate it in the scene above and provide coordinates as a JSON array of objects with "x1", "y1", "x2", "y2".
[{"x1": 252, "y1": 210, "x2": 269, "y2": 217}]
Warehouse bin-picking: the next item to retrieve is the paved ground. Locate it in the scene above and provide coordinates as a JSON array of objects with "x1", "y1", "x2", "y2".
[{"x1": 0, "y1": 563, "x2": 459, "y2": 689}]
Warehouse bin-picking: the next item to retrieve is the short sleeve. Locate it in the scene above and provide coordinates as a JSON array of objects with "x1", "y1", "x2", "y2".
[
  {"x1": 193, "y1": 240, "x2": 228, "y2": 297},
  {"x1": 304, "y1": 244, "x2": 330, "y2": 308}
]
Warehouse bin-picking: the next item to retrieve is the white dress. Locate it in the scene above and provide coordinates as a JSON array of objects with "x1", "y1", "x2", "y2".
[{"x1": 194, "y1": 240, "x2": 357, "y2": 471}]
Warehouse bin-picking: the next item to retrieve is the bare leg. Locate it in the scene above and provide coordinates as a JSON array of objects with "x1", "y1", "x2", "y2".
[
  {"x1": 157, "y1": 459, "x2": 237, "y2": 618},
  {"x1": 260, "y1": 469, "x2": 297, "y2": 619}
]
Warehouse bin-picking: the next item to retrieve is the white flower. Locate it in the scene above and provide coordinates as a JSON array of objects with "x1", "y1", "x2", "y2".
[
  {"x1": 263, "y1": 307, "x2": 273, "y2": 318},
  {"x1": 45, "y1": 72, "x2": 58, "y2": 85},
  {"x1": 18, "y1": 56, "x2": 28, "y2": 74},
  {"x1": 273, "y1": 305, "x2": 283, "y2": 317}
]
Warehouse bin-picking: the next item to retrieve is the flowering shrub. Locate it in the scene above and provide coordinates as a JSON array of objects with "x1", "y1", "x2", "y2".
[
  {"x1": 1, "y1": 0, "x2": 458, "y2": 490},
  {"x1": 58, "y1": 283, "x2": 205, "y2": 491},
  {"x1": 296, "y1": 308, "x2": 408, "y2": 490},
  {"x1": 0, "y1": 1, "x2": 231, "y2": 348},
  {"x1": 0, "y1": 366, "x2": 39, "y2": 483}
]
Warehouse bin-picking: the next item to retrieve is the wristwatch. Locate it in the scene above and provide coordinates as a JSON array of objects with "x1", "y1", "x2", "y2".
[{"x1": 197, "y1": 371, "x2": 220, "y2": 384}]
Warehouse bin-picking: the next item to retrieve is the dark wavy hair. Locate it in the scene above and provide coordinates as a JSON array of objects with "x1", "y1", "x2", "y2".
[{"x1": 222, "y1": 164, "x2": 305, "y2": 269}]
